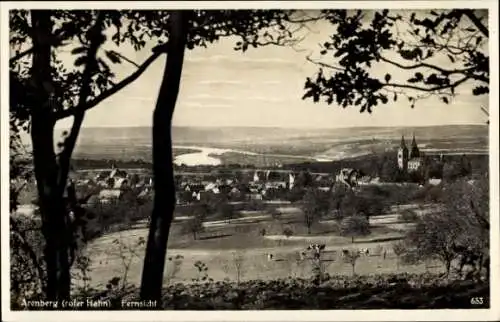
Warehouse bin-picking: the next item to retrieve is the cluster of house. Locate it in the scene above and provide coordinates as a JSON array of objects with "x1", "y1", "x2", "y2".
[
  {"x1": 74, "y1": 134, "x2": 441, "y2": 206},
  {"x1": 75, "y1": 164, "x2": 372, "y2": 205},
  {"x1": 177, "y1": 171, "x2": 305, "y2": 203},
  {"x1": 74, "y1": 164, "x2": 153, "y2": 204}
]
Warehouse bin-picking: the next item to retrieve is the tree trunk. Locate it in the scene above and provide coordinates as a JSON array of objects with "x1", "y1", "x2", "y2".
[
  {"x1": 140, "y1": 11, "x2": 190, "y2": 302},
  {"x1": 30, "y1": 10, "x2": 71, "y2": 301},
  {"x1": 445, "y1": 260, "x2": 451, "y2": 277}
]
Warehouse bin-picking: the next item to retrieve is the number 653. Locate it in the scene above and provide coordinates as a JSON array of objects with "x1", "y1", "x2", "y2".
[{"x1": 470, "y1": 297, "x2": 484, "y2": 305}]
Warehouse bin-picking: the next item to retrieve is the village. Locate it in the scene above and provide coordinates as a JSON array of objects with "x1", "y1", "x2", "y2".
[{"x1": 72, "y1": 135, "x2": 449, "y2": 207}]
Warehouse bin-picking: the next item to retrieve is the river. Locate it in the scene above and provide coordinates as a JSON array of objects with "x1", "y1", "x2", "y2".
[{"x1": 172, "y1": 145, "x2": 333, "y2": 166}]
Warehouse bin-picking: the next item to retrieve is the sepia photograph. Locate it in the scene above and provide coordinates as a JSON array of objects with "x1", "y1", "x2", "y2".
[{"x1": 1, "y1": 1, "x2": 499, "y2": 321}]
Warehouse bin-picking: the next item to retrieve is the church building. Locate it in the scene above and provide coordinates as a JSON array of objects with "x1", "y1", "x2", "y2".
[{"x1": 397, "y1": 134, "x2": 423, "y2": 173}]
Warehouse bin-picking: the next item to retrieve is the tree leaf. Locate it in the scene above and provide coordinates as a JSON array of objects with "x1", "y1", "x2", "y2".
[
  {"x1": 105, "y1": 50, "x2": 121, "y2": 64},
  {"x1": 447, "y1": 54, "x2": 455, "y2": 63},
  {"x1": 384, "y1": 74, "x2": 391, "y2": 83},
  {"x1": 441, "y1": 97, "x2": 449, "y2": 104},
  {"x1": 71, "y1": 46, "x2": 87, "y2": 55},
  {"x1": 74, "y1": 56, "x2": 86, "y2": 67}
]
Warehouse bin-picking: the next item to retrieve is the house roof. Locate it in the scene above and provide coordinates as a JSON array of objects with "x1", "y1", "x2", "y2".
[
  {"x1": 113, "y1": 177, "x2": 127, "y2": 189},
  {"x1": 99, "y1": 189, "x2": 122, "y2": 199}
]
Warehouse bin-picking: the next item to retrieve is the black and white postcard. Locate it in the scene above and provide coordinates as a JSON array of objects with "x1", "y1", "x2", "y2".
[{"x1": 1, "y1": 1, "x2": 498, "y2": 321}]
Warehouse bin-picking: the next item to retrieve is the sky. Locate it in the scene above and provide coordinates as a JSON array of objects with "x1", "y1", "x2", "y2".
[{"x1": 53, "y1": 10, "x2": 489, "y2": 130}]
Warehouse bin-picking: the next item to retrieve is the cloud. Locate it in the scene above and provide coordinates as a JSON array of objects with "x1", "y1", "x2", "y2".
[
  {"x1": 197, "y1": 80, "x2": 243, "y2": 86},
  {"x1": 180, "y1": 102, "x2": 233, "y2": 109},
  {"x1": 186, "y1": 55, "x2": 294, "y2": 65}
]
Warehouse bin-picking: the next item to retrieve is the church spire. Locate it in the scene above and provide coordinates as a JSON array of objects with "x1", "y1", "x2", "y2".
[
  {"x1": 410, "y1": 133, "x2": 420, "y2": 158},
  {"x1": 400, "y1": 135, "x2": 407, "y2": 148}
]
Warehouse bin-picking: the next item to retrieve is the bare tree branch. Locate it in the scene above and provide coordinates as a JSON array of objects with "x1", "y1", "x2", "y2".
[
  {"x1": 109, "y1": 50, "x2": 140, "y2": 68},
  {"x1": 378, "y1": 55, "x2": 475, "y2": 75},
  {"x1": 306, "y1": 54, "x2": 345, "y2": 72},
  {"x1": 54, "y1": 50, "x2": 162, "y2": 120},
  {"x1": 10, "y1": 47, "x2": 34, "y2": 64},
  {"x1": 384, "y1": 76, "x2": 470, "y2": 92},
  {"x1": 462, "y1": 10, "x2": 489, "y2": 37}
]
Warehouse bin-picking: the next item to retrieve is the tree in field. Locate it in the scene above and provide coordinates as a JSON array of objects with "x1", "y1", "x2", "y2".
[
  {"x1": 328, "y1": 183, "x2": 351, "y2": 222},
  {"x1": 354, "y1": 187, "x2": 391, "y2": 221},
  {"x1": 283, "y1": 227, "x2": 294, "y2": 238},
  {"x1": 301, "y1": 188, "x2": 330, "y2": 234},
  {"x1": 340, "y1": 215, "x2": 371, "y2": 243},
  {"x1": 392, "y1": 241, "x2": 407, "y2": 270},
  {"x1": 219, "y1": 203, "x2": 236, "y2": 224},
  {"x1": 184, "y1": 203, "x2": 208, "y2": 240},
  {"x1": 343, "y1": 250, "x2": 361, "y2": 276},
  {"x1": 302, "y1": 9, "x2": 488, "y2": 113},
  {"x1": 404, "y1": 177, "x2": 489, "y2": 277}
]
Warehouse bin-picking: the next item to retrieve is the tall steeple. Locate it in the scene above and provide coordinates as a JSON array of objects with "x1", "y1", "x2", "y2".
[
  {"x1": 410, "y1": 133, "x2": 420, "y2": 158},
  {"x1": 397, "y1": 135, "x2": 409, "y2": 171},
  {"x1": 400, "y1": 135, "x2": 407, "y2": 148}
]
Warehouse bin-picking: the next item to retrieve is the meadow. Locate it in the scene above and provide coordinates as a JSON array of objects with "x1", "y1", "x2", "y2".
[{"x1": 75, "y1": 203, "x2": 444, "y2": 291}]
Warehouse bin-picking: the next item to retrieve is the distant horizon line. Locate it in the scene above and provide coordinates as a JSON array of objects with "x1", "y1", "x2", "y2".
[{"x1": 75, "y1": 123, "x2": 488, "y2": 130}]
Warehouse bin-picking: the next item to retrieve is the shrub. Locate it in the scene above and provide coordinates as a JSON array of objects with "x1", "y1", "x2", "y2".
[
  {"x1": 283, "y1": 227, "x2": 293, "y2": 238},
  {"x1": 398, "y1": 210, "x2": 418, "y2": 222},
  {"x1": 340, "y1": 215, "x2": 370, "y2": 243},
  {"x1": 70, "y1": 272, "x2": 489, "y2": 310}
]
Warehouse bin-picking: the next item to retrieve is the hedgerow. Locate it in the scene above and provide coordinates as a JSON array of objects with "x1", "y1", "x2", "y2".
[{"x1": 16, "y1": 273, "x2": 487, "y2": 310}]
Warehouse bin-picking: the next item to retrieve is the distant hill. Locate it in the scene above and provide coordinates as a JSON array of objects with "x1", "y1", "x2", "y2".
[
  {"x1": 9, "y1": 124, "x2": 481, "y2": 162},
  {"x1": 58, "y1": 125, "x2": 487, "y2": 161}
]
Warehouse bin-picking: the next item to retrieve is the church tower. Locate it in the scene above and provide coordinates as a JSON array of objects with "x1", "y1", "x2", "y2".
[
  {"x1": 397, "y1": 135, "x2": 409, "y2": 171},
  {"x1": 409, "y1": 133, "x2": 420, "y2": 159}
]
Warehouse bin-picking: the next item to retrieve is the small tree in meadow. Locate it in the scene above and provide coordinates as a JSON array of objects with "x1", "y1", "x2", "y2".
[
  {"x1": 301, "y1": 189, "x2": 330, "y2": 234},
  {"x1": 343, "y1": 250, "x2": 361, "y2": 276},
  {"x1": 219, "y1": 203, "x2": 236, "y2": 224},
  {"x1": 232, "y1": 251, "x2": 246, "y2": 285},
  {"x1": 184, "y1": 204, "x2": 207, "y2": 240},
  {"x1": 340, "y1": 215, "x2": 371, "y2": 243},
  {"x1": 283, "y1": 227, "x2": 294, "y2": 238},
  {"x1": 398, "y1": 209, "x2": 419, "y2": 222},
  {"x1": 270, "y1": 208, "x2": 282, "y2": 221},
  {"x1": 392, "y1": 241, "x2": 407, "y2": 270}
]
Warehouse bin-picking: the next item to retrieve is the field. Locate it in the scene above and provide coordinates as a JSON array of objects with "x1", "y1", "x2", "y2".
[{"x1": 75, "y1": 203, "x2": 445, "y2": 291}]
